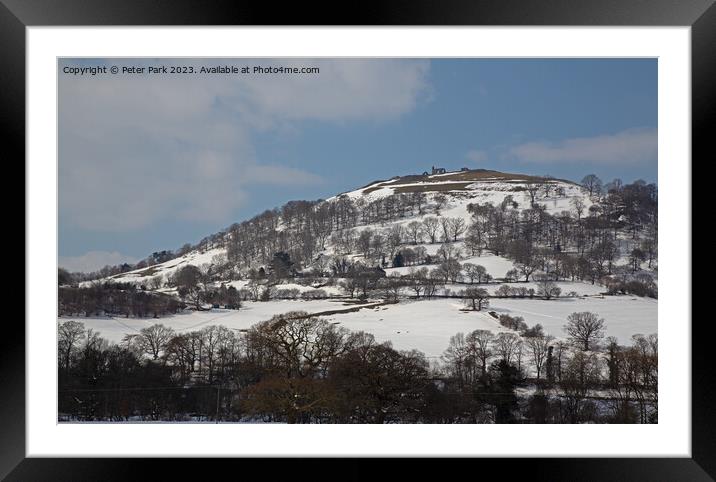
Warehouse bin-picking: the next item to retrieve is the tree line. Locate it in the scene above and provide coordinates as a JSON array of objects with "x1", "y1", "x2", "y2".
[
  {"x1": 58, "y1": 282, "x2": 186, "y2": 318},
  {"x1": 58, "y1": 311, "x2": 657, "y2": 424}
]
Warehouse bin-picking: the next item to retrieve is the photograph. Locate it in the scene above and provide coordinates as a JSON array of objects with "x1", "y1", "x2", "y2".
[
  {"x1": 5, "y1": 0, "x2": 709, "y2": 474},
  {"x1": 57, "y1": 57, "x2": 659, "y2": 425}
]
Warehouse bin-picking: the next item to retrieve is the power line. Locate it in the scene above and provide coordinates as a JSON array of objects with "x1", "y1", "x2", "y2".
[
  {"x1": 60, "y1": 385, "x2": 223, "y2": 393},
  {"x1": 59, "y1": 385, "x2": 649, "y2": 401}
]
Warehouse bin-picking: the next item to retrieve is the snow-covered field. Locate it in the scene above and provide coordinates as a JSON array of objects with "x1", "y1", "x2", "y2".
[
  {"x1": 60, "y1": 299, "x2": 375, "y2": 342},
  {"x1": 326, "y1": 296, "x2": 656, "y2": 356},
  {"x1": 459, "y1": 253, "x2": 517, "y2": 278},
  {"x1": 489, "y1": 296, "x2": 656, "y2": 344},
  {"x1": 61, "y1": 295, "x2": 656, "y2": 358},
  {"x1": 325, "y1": 299, "x2": 515, "y2": 357}
]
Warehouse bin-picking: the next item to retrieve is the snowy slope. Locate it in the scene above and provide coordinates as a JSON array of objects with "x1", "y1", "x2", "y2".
[
  {"x1": 102, "y1": 168, "x2": 592, "y2": 287},
  {"x1": 100, "y1": 247, "x2": 225, "y2": 286},
  {"x1": 61, "y1": 296, "x2": 656, "y2": 357},
  {"x1": 329, "y1": 168, "x2": 590, "y2": 216}
]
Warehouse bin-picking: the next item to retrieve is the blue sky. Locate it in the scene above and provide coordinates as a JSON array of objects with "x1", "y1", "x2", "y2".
[{"x1": 58, "y1": 58, "x2": 657, "y2": 272}]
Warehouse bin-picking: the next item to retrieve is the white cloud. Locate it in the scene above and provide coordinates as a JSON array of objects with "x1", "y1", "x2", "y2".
[
  {"x1": 466, "y1": 149, "x2": 488, "y2": 163},
  {"x1": 508, "y1": 128, "x2": 657, "y2": 164},
  {"x1": 59, "y1": 251, "x2": 139, "y2": 273},
  {"x1": 234, "y1": 59, "x2": 431, "y2": 124},
  {"x1": 243, "y1": 165, "x2": 324, "y2": 186},
  {"x1": 59, "y1": 59, "x2": 430, "y2": 232}
]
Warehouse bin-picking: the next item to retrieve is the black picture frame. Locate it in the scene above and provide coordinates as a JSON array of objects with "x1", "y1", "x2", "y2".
[{"x1": 4, "y1": 0, "x2": 710, "y2": 479}]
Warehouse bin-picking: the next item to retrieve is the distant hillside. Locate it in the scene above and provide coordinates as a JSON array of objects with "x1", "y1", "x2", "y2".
[
  {"x1": 337, "y1": 168, "x2": 575, "y2": 198},
  {"x1": 96, "y1": 168, "x2": 593, "y2": 287}
]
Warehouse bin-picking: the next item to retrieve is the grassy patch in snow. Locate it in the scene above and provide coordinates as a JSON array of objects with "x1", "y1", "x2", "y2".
[{"x1": 393, "y1": 182, "x2": 473, "y2": 194}]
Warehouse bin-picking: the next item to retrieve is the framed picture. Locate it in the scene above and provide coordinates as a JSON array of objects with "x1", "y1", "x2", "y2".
[{"x1": 6, "y1": 0, "x2": 711, "y2": 479}]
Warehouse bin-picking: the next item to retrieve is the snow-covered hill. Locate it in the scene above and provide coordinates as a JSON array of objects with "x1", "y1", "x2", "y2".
[
  {"x1": 69, "y1": 167, "x2": 657, "y2": 354},
  {"x1": 332, "y1": 168, "x2": 586, "y2": 210},
  {"x1": 102, "y1": 168, "x2": 592, "y2": 287}
]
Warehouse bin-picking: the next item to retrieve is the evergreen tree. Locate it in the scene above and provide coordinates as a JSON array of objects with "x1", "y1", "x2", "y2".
[{"x1": 488, "y1": 359, "x2": 521, "y2": 423}]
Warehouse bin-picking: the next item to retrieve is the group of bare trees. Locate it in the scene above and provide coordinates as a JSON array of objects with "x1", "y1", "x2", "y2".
[
  {"x1": 59, "y1": 308, "x2": 656, "y2": 424},
  {"x1": 219, "y1": 193, "x2": 436, "y2": 274},
  {"x1": 58, "y1": 282, "x2": 185, "y2": 318},
  {"x1": 165, "y1": 265, "x2": 242, "y2": 309},
  {"x1": 58, "y1": 265, "x2": 245, "y2": 317},
  {"x1": 464, "y1": 179, "x2": 656, "y2": 295},
  {"x1": 331, "y1": 259, "x2": 568, "y2": 304},
  {"x1": 58, "y1": 316, "x2": 431, "y2": 423},
  {"x1": 441, "y1": 311, "x2": 657, "y2": 424}
]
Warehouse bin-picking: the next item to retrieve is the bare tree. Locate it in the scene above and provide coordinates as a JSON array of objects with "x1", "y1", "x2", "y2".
[
  {"x1": 406, "y1": 267, "x2": 428, "y2": 298},
  {"x1": 536, "y1": 276, "x2": 562, "y2": 299},
  {"x1": 525, "y1": 334, "x2": 554, "y2": 380},
  {"x1": 629, "y1": 247, "x2": 647, "y2": 272},
  {"x1": 422, "y1": 217, "x2": 440, "y2": 244},
  {"x1": 510, "y1": 240, "x2": 538, "y2": 282},
  {"x1": 462, "y1": 263, "x2": 488, "y2": 284},
  {"x1": 58, "y1": 320, "x2": 85, "y2": 375},
  {"x1": 433, "y1": 194, "x2": 448, "y2": 213},
  {"x1": 440, "y1": 217, "x2": 452, "y2": 243},
  {"x1": 370, "y1": 233, "x2": 386, "y2": 265},
  {"x1": 424, "y1": 269, "x2": 443, "y2": 298},
  {"x1": 442, "y1": 332, "x2": 478, "y2": 388},
  {"x1": 462, "y1": 287, "x2": 490, "y2": 311},
  {"x1": 250, "y1": 312, "x2": 350, "y2": 379},
  {"x1": 564, "y1": 312, "x2": 606, "y2": 351},
  {"x1": 149, "y1": 276, "x2": 163, "y2": 290},
  {"x1": 339, "y1": 277, "x2": 359, "y2": 299},
  {"x1": 448, "y1": 217, "x2": 467, "y2": 242},
  {"x1": 581, "y1": 174, "x2": 603, "y2": 197},
  {"x1": 173, "y1": 264, "x2": 203, "y2": 308},
  {"x1": 411, "y1": 192, "x2": 427, "y2": 214},
  {"x1": 619, "y1": 333, "x2": 658, "y2": 423},
  {"x1": 516, "y1": 261, "x2": 539, "y2": 282},
  {"x1": 381, "y1": 274, "x2": 404, "y2": 302},
  {"x1": 198, "y1": 263, "x2": 214, "y2": 291},
  {"x1": 570, "y1": 197, "x2": 585, "y2": 220},
  {"x1": 406, "y1": 221, "x2": 423, "y2": 245},
  {"x1": 467, "y1": 329, "x2": 494, "y2": 376},
  {"x1": 138, "y1": 324, "x2": 175, "y2": 360},
  {"x1": 464, "y1": 222, "x2": 485, "y2": 256},
  {"x1": 524, "y1": 182, "x2": 542, "y2": 206},
  {"x1": 437, "y1": 258, "x2": 462, "y2": 283},
  {"x1": 641, "y1": 238, "x2": 657, "y2": 269},
  {"x1": 356, "y1": 229, "x2": 373, "y2": 259},
  {"x1": 436, "y1": 243, "x2": 462, "y2": 263},
  {"x1": 173, "y1": 264, "x2": 201, "y2": 291},
  {"x1": 386, "y1": 224, "x2": 404, "y2": 259},
  {"x1": 561, "y1": 350, "x2": 602, "y2": 423},
  {"x1": 313, "y1": 254, "x2": 330, "y2": 276},
  {"x1": 493, "y1": 332, "x2": 521, "y2": 365}
]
